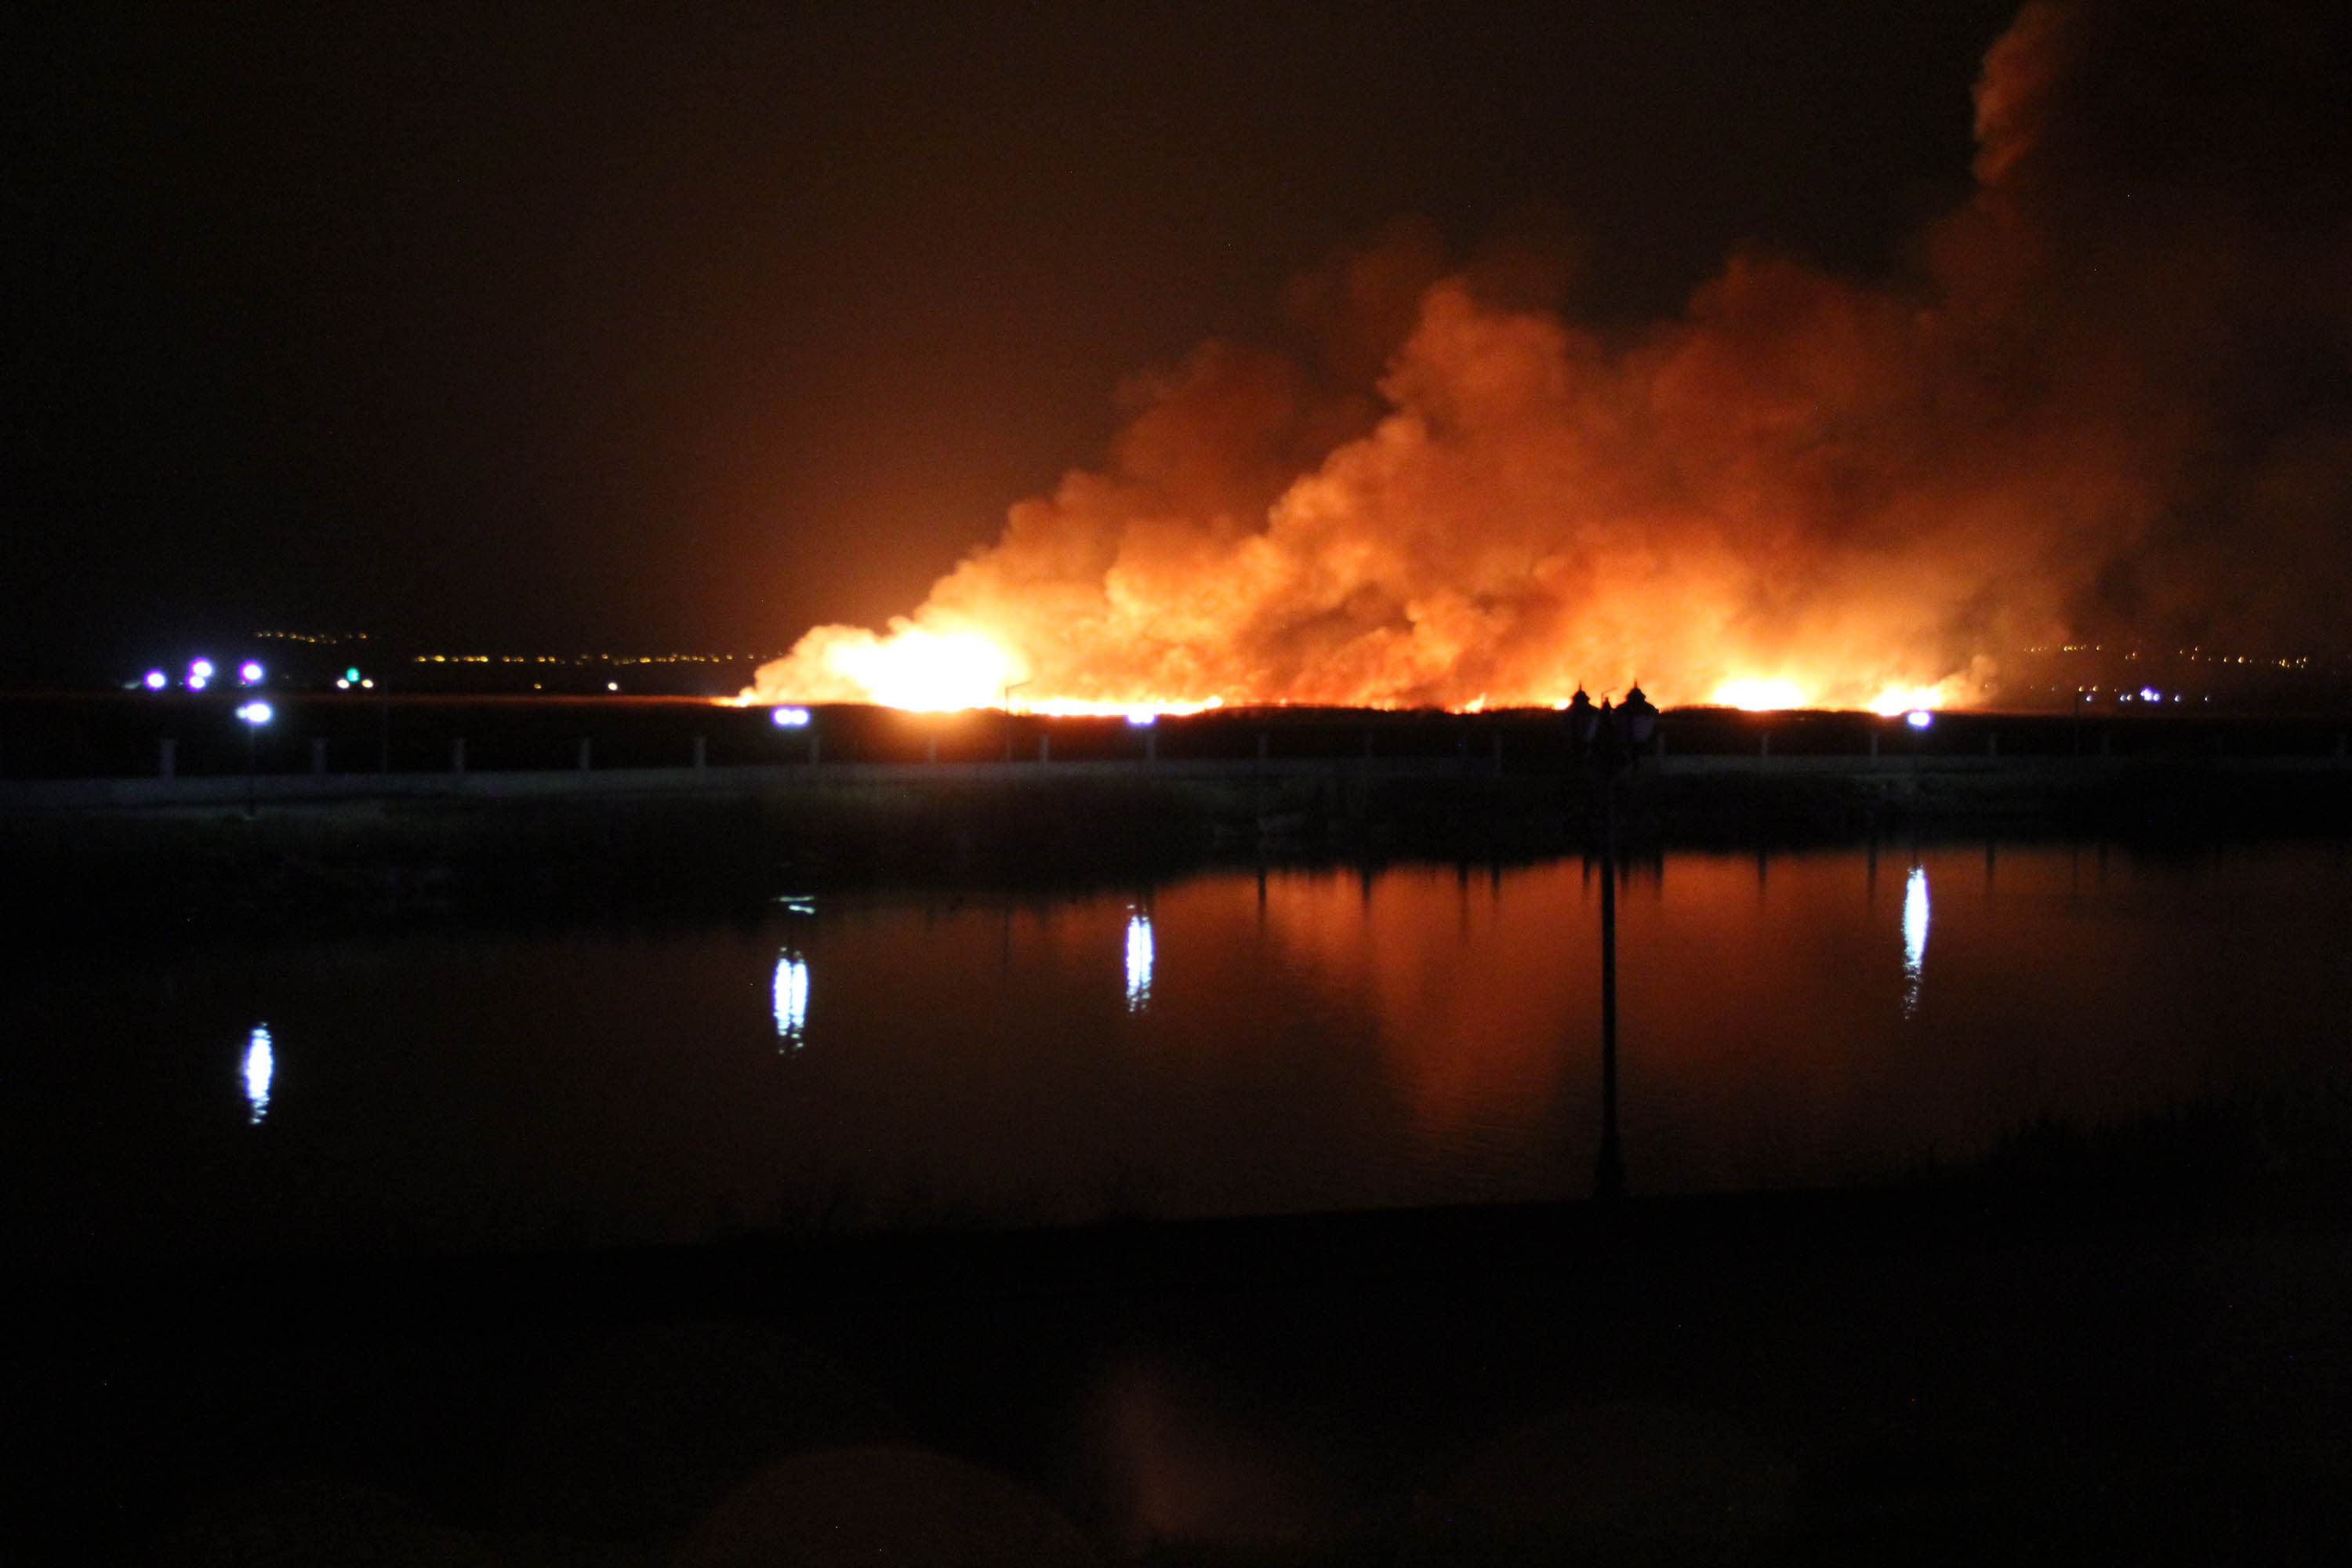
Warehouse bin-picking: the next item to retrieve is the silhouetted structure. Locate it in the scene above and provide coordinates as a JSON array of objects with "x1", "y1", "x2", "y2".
[{"x1": 1573, "y1": 692, "x2": 1656, "y2": 1201}]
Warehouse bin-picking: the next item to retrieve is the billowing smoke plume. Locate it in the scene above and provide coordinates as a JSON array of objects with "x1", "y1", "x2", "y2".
[{"x1": 750, "y1": 0, "x2": 2352, "y2": 713}]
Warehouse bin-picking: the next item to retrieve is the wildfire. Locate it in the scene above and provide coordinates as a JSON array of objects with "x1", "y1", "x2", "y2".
[{"x1": 737, "y1": 5, "x2": 2350, "y2": 722}]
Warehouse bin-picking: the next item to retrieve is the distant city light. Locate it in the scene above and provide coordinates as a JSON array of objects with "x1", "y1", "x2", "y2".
[
  {"x1": 235, "y1": 700, "x2": 273, "y2": 725},
  {"x1": 186, "y1": 673, "x2": 210, "y2": 691},
  {"x1": 190, "y1": 658, "x2": 215, "y2": 681},
  {"x1": 770, "y1": 706, "x2": 811, "y2": 728},
  {"x1": 1125, "y1": 710, "x2": 1159, "y2": 727},
  {"x1": 238, "y1": 660, "x2": 264, "y2": 684},
  {"x1": 143, "y1": 670, "x2": 167, "y2": 691},
  {"x1": 1905, "y1": 709, "x2": 1934, "y2": 730}
]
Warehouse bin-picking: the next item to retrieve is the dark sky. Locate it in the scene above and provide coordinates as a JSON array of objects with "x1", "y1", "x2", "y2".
[{"x1": 5, "y1": 2, "x2": 2019, "y2": 676}]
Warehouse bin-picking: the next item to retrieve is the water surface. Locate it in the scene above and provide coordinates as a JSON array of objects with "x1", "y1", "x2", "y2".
[{"x1": 6, "y1": 841, "x2": 2347, "y2": 1258}]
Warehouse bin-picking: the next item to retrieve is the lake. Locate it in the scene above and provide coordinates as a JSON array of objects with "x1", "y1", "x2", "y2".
[{"x1": 7, "y1": 840, "x2": 2349, "y2": 1259}]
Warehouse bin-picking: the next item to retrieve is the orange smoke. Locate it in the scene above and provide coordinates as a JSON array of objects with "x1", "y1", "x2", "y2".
[{"x1": 748, "y1": 2, "x2": 2352, "y2": 714}]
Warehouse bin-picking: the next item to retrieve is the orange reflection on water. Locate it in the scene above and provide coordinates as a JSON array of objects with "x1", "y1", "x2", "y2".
[{"x1": 1250, "y1": 866, "x2": 1587, "y2": 1141}]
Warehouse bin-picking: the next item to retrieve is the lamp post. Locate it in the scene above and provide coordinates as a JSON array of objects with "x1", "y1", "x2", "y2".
[
  {"x1": 1002, "y1": 679, "x2": 1030, "y2": 761},
  {"x1": 1581, "y1": 686, "x2": 1657, "y2": 1201}
]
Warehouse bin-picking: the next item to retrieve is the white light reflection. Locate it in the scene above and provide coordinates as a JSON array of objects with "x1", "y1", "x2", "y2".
[
  {"x1": 772, "y1": 951, "x2": 809, "y2": 1048},
  {"x1": 1901, "y1": 866, "x2": 1929, "y2": 1016},
  {"x1": 243, "y1": 1025, "x2": 274, "y2": 1123},
  {"x1": 1124, "y1": 913, "x2": 1154, "y2": 1013}
]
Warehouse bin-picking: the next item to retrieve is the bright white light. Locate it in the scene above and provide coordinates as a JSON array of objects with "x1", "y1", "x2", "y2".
[
  {"x1": 1905, "y1": 709, "x2": 1934, "y2": 730},
  {"x1": 770, "y1": 706, "x2": 811, "y2": 728},
  {"x1": 335, "y1": 678, "x2": 350, "y2": 690},
  {"x1": 1902, "y1": 867, "x2": 1929, "y2": 1017},
  {"x1": 239, "y1": 661, "x2": 264, "y2": 684},
  {"x1": 187, "y1": 673, "x2": 209, "y2": 691},
  {"x1": 143, "y1": 670, "x2": 167, "y2": 690},
  {"x1": 244, "y1": 1025, "x2": 274, "y2": 1123},
  {"x1": 1125, "y1": 710, "x2": 1159, "y2": 728},
  {"x1": 1124, "y1": 913, "x2": 1155, "y2": 1013},
  {"x1": 2140, "y1": 687, "x2": 2159, "y2": 702},
  {"x1": 360, "y1": 679, "x2": 374, "y2": 689},
  {"x1": 236, "y1": 701, "x2": 274, "y2": 725},
  {"x1": 190, "y1": 659, "x2": 215, "y2": 681},
  {"x1": 772, "y1": 951, "x2": 809, "y2": 1047},
  {"x1": 607, "y1": 681, "x2": 619, "y2": 692}
]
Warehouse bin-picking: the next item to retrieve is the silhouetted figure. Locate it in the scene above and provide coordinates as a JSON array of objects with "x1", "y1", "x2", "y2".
[
  {"x1": 1621, "y1": 685, "x2": 1658, "y2": 748},
  {"x1": 1592, "y1": 698, "x2": 1624, "y2": 771},
  {"x1": 1565, "y1": 688, "x2": 1599, "y2": 760}
]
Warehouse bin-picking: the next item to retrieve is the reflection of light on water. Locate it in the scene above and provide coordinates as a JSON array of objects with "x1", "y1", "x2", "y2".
[
  {"x1": 244, "y1": 1025, "x2": 274, "y2": 1123},
  {"x1": 1902, "y1": 866, "x2": 1929, "y2": 1015},
  {"x1": 773, "y1": 952, "x2": 809, "y2": 1048},
  {"x1": 1124, "y1": 913, "x2": 1154, "y2": 1013}
]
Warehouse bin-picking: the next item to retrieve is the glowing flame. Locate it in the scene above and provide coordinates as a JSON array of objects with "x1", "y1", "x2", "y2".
[
  {"x1": 777, "y1": 623, "x2": 1020, "y2": 711},
  {"x1": 1712, "y1": 678, "x2": 1808, "y2": 712}
]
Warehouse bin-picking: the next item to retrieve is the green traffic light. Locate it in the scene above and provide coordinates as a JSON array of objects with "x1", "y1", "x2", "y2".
[{"x1": 345, "y1": 667, "x2": 361, "y2": 681}]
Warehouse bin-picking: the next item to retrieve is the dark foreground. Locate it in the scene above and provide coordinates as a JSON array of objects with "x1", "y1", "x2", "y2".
[{"x1": 13, "y1": 1115, "x2": 2352, "y2": 1566}]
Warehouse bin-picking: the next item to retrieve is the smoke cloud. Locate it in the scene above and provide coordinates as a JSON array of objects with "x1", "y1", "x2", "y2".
[{"x1": 750, "y1": 0, "x2": 2352, "y2": 712}]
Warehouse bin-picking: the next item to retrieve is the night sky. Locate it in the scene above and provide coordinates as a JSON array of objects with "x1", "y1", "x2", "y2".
[{"x1": 5, "y1": 2, "x2": 2037, "y2": 678}]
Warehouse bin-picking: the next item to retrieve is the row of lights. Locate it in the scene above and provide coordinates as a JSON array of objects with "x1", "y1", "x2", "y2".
[
  {"x1": 140, "y1": 659, "x2": 379, "y2": 693},
  {"x1": 143, "y1": 657, "x2": 265, "y2": 692}
]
